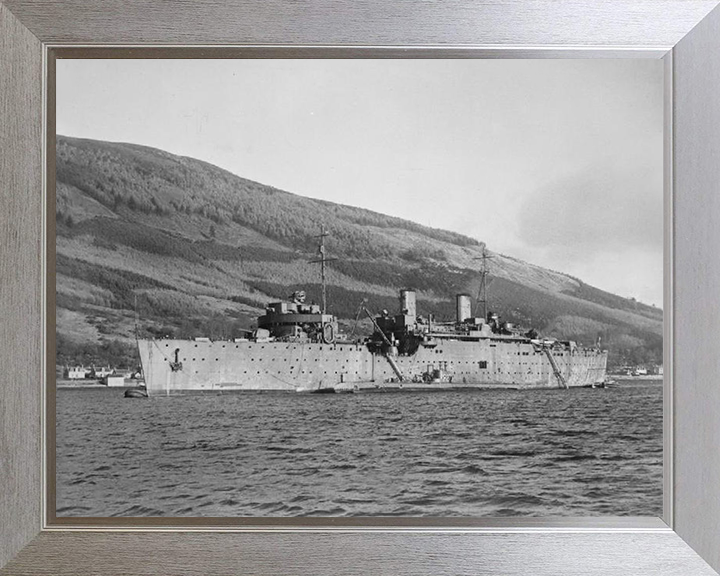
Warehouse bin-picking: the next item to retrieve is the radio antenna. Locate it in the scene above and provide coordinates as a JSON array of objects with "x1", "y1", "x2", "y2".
[
  {"x1": 473, "y1": 246, "x2": 494, "y2": 320},
  {"x1": 309, "y1": 225, "x2": 338, "y2": 314}
]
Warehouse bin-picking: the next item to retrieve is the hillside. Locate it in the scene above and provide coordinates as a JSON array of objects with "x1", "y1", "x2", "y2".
[{"x1": 55, "y1": 136, "x2": 663, "y2": 369}]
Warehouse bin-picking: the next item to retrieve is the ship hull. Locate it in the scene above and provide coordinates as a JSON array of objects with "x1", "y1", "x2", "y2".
[{"x1": 138, "y1": 338, "x2": 607, "y2": 396}]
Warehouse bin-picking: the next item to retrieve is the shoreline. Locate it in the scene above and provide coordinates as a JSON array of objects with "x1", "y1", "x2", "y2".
[
  {"x1": 56, "y1": 379, "x2": 141, "y2": 389},
  {"x1": 610, "y1": 375, "x2": 663, "y2": 381}
]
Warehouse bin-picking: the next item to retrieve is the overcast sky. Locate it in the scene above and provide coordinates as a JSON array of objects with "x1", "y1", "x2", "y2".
[{"x1": 57, "y1": 59, "x2": 664, "y2": 306}]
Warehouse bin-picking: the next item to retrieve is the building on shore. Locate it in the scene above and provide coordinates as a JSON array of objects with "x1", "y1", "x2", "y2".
[
  {"x1": 65, "y1": 366, "x2": 91, "y2": 380},
  {"x1": 105, "y1": 375, "x2": 127, "y2": 387},
  {"x1": 93, "y1": 366, "x2": 114, "y2": 378}
]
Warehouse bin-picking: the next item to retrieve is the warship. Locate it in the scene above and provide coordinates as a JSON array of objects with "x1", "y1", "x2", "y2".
[{"x1": 137, "y1": 230, "x2": 607, "y2": 396}]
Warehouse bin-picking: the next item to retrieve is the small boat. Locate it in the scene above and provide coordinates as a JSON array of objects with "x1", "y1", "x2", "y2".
[{"x1": 124, "y1": 387, "x2": 148, "y2": 398}]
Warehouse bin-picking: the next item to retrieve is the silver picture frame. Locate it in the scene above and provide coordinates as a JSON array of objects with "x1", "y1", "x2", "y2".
[{"x1": 2, "y1": 1, "x2": 720, "y2": 574}]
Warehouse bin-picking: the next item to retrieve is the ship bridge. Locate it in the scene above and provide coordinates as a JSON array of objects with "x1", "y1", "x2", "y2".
[{"x1": 257, "y1": 300, "x2": 338, "y2": 344}]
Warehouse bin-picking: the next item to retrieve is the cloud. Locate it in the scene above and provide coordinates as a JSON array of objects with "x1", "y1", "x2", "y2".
[
  {"x1": 518, "y1": 158, "x2": 663, "y2": 254},
  {"x1": 513, "y1": 155, "x2": 664, "y2": 305}
]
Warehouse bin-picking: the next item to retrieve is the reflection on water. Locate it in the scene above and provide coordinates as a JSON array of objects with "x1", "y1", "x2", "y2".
[{"x1": 56, "y1": 382, "x2": 662, "y2": 517}]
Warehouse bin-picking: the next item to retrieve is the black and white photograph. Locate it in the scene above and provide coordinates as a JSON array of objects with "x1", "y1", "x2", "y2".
[{"x1": 55, "y1": 58, "x2": 664, "y2": 518}]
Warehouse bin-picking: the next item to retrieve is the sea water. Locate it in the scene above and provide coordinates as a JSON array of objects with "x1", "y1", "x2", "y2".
[{"x1": 56, "y1": 381, "x2": 662, "y2": 517}]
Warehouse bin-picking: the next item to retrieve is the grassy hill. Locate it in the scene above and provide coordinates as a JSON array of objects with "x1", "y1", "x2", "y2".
[{"x1": 55, "y1": 136, "x2": 663, "y2": 369}]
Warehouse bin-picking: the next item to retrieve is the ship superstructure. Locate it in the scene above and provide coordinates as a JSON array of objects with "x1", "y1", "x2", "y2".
[{"x1": 137, "y1": 232, "x2": 607, "y2": 395}]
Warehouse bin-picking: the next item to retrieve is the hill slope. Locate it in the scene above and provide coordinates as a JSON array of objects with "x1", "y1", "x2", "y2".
[{"x1": 55, "y1": 136, "x2": 663, "y2": 369}]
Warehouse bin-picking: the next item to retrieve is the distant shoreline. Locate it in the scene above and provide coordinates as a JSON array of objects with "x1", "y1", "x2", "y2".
[
  {"x1": 610, "y1": 376, "x2": 663, "y2": 386},
  {"x1": 56, "y1": 379, "x2": 140, "y2": 389},
  {"x1": 612, "y1": 375, "x2": 663, "y2": 381},
  {"x1": 56, "y1": 380, "x2": 106, "y2": 388}
]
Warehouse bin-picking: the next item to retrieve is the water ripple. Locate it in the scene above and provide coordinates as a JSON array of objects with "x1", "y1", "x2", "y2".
[{"x1": 56, "y1": 382, "x2": 662, "y2": 517}]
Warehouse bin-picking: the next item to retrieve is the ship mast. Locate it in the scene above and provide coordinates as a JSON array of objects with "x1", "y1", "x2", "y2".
[
  {"x1": 473, "y1": 246, "x2": 493, "y2": 320},
  {"x1": 309, "y1": 225, "x2": 337, "y2": 314}
]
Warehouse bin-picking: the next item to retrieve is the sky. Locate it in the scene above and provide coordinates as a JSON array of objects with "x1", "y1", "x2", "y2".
[{"x1": 56, "y1": 59, "x2": 664, "y2": 306}]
